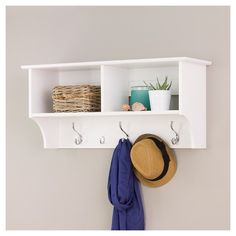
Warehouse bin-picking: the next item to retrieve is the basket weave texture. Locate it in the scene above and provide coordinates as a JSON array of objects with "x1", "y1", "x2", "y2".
[{"x1": 52, "y1": 85, "x2": 101, "y2": 112}]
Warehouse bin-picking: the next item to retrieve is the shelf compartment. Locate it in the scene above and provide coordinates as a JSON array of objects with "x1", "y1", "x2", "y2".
[
  {"x1": 29, "y1": 67, "x2": 101, "y2": 114},
  {"x1": 101, "y1": 64, "x2": 179, "y2": 112}
]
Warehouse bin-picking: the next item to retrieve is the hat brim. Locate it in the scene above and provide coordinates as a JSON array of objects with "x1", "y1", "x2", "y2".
[{"x1": 132, "y1": 134, "x2": 177, "y2": 188}]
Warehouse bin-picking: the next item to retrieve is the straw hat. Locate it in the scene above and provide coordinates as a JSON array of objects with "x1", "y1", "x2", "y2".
[{"x1": 130, "y1": 134, "x2": 177, "y2": 187}]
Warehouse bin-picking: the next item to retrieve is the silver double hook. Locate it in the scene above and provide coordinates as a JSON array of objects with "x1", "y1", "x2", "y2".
[
  {"x1": 72, "y1": 122, "x2": 83, "y2": 145},
  {"x1": 170, "y1": 121, "x2": 179, "y2": 145}
]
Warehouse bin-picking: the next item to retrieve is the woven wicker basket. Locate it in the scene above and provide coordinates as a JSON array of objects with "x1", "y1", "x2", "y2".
[{"x1": 52, "y1": 85, "x2": 101, "y2": 112}]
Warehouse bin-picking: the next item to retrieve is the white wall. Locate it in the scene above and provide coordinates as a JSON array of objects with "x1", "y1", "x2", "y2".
[{"x1": 6, "y1": 6, "x2": 230, "y2": 229}]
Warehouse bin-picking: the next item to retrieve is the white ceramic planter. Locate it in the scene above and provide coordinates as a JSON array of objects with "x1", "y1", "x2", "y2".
[{"x1": 149, "y1": 90, "x2": 171, "y2": 112}]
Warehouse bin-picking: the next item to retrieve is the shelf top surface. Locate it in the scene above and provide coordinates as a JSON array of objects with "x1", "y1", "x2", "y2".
[
  {"x1": 31, "y1": 110, "x2": 180, "y2": 118},
  {"x1": 21, "y1": 57, "x2": 212, "y2": 71}
]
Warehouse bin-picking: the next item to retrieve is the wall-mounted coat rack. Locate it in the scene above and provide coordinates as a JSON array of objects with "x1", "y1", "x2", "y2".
[
  {"x1": 21, "y1": 57, "x2": 211, "y2": 149},
  {"x1": 71, "y1": 120, "x2": 179, "y2": 146}
]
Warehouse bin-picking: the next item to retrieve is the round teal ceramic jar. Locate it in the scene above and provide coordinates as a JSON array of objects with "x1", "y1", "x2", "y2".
[{"x1": 130, "y1": 86, "x2": 151, "y2": 111}]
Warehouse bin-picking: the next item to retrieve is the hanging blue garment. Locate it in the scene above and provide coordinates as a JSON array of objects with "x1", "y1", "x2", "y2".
[{"x1": 108, "y1": 139, "x2": 144, "y2": 230}]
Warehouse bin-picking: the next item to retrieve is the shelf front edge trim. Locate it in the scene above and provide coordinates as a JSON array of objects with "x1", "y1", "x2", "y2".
[
  {"x1": 30, "y1": 110, "x2": 180, "y2": 118},
  {"x1": 21, "y1": 57, "x2": 212, "y2": 70}
]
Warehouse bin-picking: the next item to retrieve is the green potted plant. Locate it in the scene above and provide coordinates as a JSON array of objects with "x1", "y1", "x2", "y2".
[{"x1": 144, "y1": 76, "x2": 172, "y2": 112}]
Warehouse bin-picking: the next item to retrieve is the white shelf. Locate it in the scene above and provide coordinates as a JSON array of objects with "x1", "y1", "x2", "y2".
[{"x1": 22, "y1": 57, "x2": 211, "y2": 149}]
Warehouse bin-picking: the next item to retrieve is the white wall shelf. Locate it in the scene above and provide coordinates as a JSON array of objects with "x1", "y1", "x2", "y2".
[{"x1": 22, "y1": 57, "x2": 211, "y2": 149}]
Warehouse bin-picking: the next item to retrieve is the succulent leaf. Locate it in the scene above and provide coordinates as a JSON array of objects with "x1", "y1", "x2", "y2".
[{"x1": 167, "y1": 81, "x2": 172, "y2": 90}]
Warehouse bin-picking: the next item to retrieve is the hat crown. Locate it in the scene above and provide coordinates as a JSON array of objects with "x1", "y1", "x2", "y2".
[{"x1": 131, "y1": 139, "x2": 164, "y2": 179}]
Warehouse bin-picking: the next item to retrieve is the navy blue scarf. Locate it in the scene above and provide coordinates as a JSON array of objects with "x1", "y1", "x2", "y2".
[{"x1": 108, "y1": 139, "x2": 144, "y2": 230}]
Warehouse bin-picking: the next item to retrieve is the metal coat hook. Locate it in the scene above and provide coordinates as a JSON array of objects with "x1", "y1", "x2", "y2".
[
  {"x1": 72, "y1": 122, "x2": 83, "y2": 145},
  {"x1": 99, "y1": 136, "x2": 105, "y2": 144},
  {"x1": 119, "y1": 121, "x2": 129, "y2": 139},
  {"x1": 170, "y1": 121, "x2": 179, "y2": 145}
]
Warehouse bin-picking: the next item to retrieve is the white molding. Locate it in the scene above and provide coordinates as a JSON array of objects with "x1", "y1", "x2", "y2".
[{"x1": 21, "y1": 57, "x2": 211, "y2": 70}]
